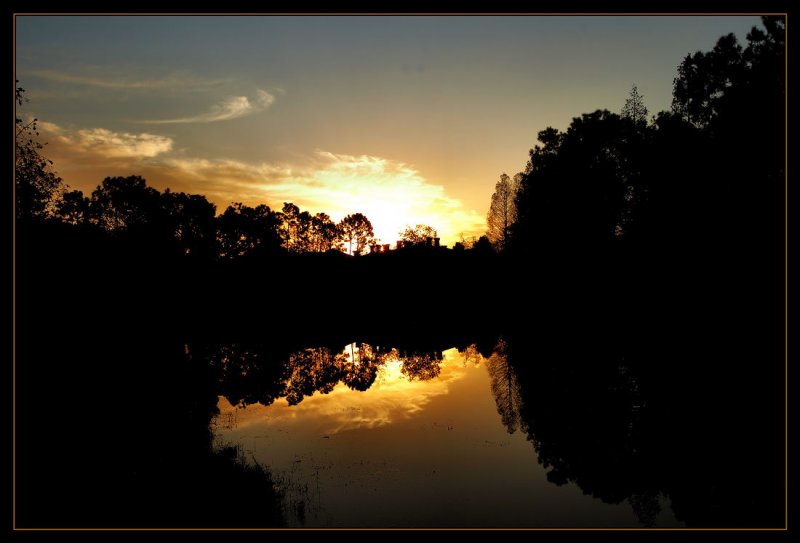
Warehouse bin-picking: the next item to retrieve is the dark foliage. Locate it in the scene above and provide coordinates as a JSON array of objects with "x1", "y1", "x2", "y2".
[{"x1": 14, "y1": 17, "x2": 785, "y2": 530}]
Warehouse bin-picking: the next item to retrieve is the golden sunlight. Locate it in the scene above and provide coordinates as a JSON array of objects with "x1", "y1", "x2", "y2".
[
  {"x1": 275, "y1": 152, "x2": 486, "y2": 246},
  {"x1": 214, "y1": 347, "x2": 480, "y2": 435},
  {"x1": 33, "y1": 117, "x2": 487, "y2": 246}
]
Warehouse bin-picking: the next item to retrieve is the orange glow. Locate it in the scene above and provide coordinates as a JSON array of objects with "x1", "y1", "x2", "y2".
[
  {"x1": 34, "y1": 120, "x2": 487, "y2": 246},
  {"x1": 214, "y1": 348, "x2": 478, "y2": 435}
]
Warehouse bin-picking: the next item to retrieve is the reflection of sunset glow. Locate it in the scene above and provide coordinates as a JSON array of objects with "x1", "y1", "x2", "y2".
[
  {"x1": 215, "y1": 348, "x2": 471, "y2": 435},
  {"x1": 375, "y1": 358, "x2": 404, "y2": 386}
]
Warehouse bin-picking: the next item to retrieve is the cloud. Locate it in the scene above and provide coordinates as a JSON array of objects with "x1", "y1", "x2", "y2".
[
  {"x1": 33, "y1": 122, "x2": 484, "y2": 244},
  {"x1": 215, "y1": 348, "x2": 475, "y2": 435},
  {"x1": 160, "y1": 151, "x2": 486, "y2": 244},
  {"x1": 142, "y1": 89, "x2": 275, "y2": 124},
  {"x1": 38, "y1": 121, "x2": 173, "y2": 159},
  {"x1": 27, "y1": 69, "x2": 223, "y2": 90}
]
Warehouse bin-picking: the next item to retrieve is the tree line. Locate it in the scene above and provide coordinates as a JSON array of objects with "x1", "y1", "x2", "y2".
[
  {"x1": 486, "y1": 16, "x2": 784, "y2": 267},
  {"x1": 207, "y1": 342, "x2": 446, "y2": 409},
  {"x1": 15, "y1": 93, "x2": 448, "y2": 260},
  {"x1": 15, "y1": 162, "x2": 376, "y2": 260},
  {"x1": 17, "y1": 17, "x2": 784, "y2": 269}
]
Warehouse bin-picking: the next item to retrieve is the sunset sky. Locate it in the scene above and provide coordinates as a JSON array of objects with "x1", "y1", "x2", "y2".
[{"x1": 15, "y1": 15, "x2": 761, "y2": 245}]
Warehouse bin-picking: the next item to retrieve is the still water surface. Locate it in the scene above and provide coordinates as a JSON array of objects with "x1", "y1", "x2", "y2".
[{"x1": 212, "y1": 345, "x2": 681, "y2": 528}]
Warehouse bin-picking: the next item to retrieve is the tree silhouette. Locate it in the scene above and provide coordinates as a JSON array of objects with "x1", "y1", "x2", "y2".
[
  {"x1": 338, "y1": 213, "x2": 374, "y2": 255},
  {"x1": 15, "y1": 83, "x2": 63, "y2": 221},
  {"x1": 662, "y1": 16, "x2": 784, "y2": 258},
  {"x1": 13, "y1": 15, "x2": 785, "y2": 530},
  {"x1": 399, "y1": 224, "x2": 438, "y2": 245},
  {"x1": 160, "y1": 189, "x2": 217, "y2": 258},
  {"x1": 671, "y1": 34, "x2": 743, "y2": 127},
  {"x1": 486, "y1": 173, "x2": 519, "y2": 251},
  {"x1": 621, "y1": 84, "x2": 648, "y2": 126},
  {"x1": 471, "y1": 235, "x2": 494, "y2": 255},
  {"x1": 512, "y1": 110, "x2": 642, "y2": 251},
  {"x1": 275, "y1": 203, "x2": 342, "y2": 253},
  {"x1": 216, "y1": 202, "x2": 282, "y2": 259},
  {"x1": 88, "y1": 175, "x2": 162, "y2": 232},
  {"x1": 308, "y1": 212, "x2": 340, "y2": 252},
  {"x1": 278, "y1": 202, "x2": 313, "y2": 252},
  {"x1": 55, "y1": 190, "x2": 90, "y2": 226}
]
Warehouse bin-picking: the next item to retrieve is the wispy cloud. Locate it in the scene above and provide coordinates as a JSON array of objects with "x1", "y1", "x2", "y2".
[
  {"x1": 27, "y1": 69, "x2": 223, "y2": 90},
  {"x1": 39, "y1": 121, "x2": 173, "y2": 159},
  {"x1": 142, "y1": 89, "x2": 275, "y2": 124}
]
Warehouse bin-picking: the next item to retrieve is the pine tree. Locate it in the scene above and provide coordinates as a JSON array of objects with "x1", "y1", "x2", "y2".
[{"x1": 621, "y1": 84, "x2": 648, "y2": 125}]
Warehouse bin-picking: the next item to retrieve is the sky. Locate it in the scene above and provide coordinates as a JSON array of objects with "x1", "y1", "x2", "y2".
[{"x1": 15, "y1": 15, "x2": 763, "y2": 245}]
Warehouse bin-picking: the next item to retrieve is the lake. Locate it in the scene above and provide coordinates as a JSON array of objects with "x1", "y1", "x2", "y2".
[
  {"x1": 211, "y1": 342, "x2": 682, "y2": 527},
  {"x1": 14, "y1": 276, "x2": 785, "y2": 530}
]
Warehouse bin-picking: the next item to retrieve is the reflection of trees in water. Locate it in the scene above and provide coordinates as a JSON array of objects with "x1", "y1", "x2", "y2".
[
  {"x1": 207, "y1": 341, "x2": 445, "y2": 408},
  {"x1": 461, "y1": 344, "x2": 484, "y2": 366},
  {"x1": 209, "y1": 344, "x2": 291, "y2": 408},
  {"x1": 400, "y1": 351, "x2": 442, "y2": 381},
  {"x1": 285, "y1": 348, "x2": 346, "y2": 405},
  {"x1": 485, "y1": 339, "x2": 522, "y2": 434},
  {"x1": 16, "y1": 329, "x2": 285, "y2": 527},
  {"x1": 478, "y1": 334, "x2": 672, "y2": 525},
  {"x1": 199, "y1": 325, "x2": 781, "y2": 529},
  {"x1": 485, "y1": 327, "x2": 782, "y2": 528},
  {"x1": 493, "y1": 334, "x2": 664, "y2": 526},
  {"x1": 629, "y1": 490, "x2": 661, "y2": 527},
  {"x1": 342, "y1": 343, "x2": 381, "y2": 391}
]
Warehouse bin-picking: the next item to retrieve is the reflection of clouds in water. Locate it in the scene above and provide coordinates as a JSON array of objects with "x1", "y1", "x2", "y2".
[{"x1": 216, "y1": 348, "x2": 478, "y2": 435}]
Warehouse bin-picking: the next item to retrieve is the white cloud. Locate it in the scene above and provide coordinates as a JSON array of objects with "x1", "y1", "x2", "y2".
[
  {"x1": 38, "y1": 121, "x2": 173, "y2": 159},
  {"x1": 73, "y1": 128, "x2": 173, "y2": 158},
  {"x1": 143, "y1": 89, "x2": 275, "y2": 124}
]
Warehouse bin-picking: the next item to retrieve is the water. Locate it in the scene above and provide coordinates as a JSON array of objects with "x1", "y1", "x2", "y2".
[
  {"x1": 212, "y1": 344, "x2": 682, "y2": 528},
  {"x1": 15, "y1": 320, "x2": 783, "y2": 529}
]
